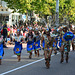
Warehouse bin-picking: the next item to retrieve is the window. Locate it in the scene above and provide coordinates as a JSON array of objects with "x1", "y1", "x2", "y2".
[
  {"x1": 6, "y1": 9, "x2": 8, "y2": 11},
  {"x1": 1, "y1": 9, "x2": 3, "y2": 11}
]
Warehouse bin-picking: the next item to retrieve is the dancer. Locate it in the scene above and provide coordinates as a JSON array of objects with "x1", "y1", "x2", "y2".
[
  {"x1": 13, "y1": 30, "x2": 23, "y2": 62},
  {"x1": 34, "y1": 30, "x2": 41, "y2": 57},
  {"x1": 41, "y1": 29, "x2": 55, "y2": 69},
  {"x1": 0, "y1": 30, "x2": 4, "y2": 65},
  {"x1": 60, "y1": 27, "x2": 74, "y2": 63},
  {"x1": 25, "y1": 29, "x2": 34, "y2": 59}
]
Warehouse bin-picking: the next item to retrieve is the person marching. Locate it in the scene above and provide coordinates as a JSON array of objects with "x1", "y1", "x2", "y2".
[
  {"x1": 0, "y1": 30, "x2": 4, "y2": 65},
  {"x1": 41, "y1": 29, "x2": 55, "y2": 69},
  {"x1": 60, "y1": 26, "x2": 74, "y2": 63},
  {"x1": 25, "y1": 28, "x2": 34, "y2": 59},
  {"x1": 13, "y1": 29, "x2": 23, "y2": 62},
  {"x1": 34, "y1": 29, "x2": 41, "y2": 57}
]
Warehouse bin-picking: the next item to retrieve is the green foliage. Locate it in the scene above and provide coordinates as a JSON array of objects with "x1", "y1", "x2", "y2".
[
  {"x1": 2, "y1": 0, "x2": 75, "y2": 24},
  {"x1": 59, "y1": 0, "x2": 75, "y2": 24}
]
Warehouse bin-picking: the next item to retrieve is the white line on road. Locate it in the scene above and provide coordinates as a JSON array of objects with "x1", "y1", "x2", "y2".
[{"x1": 0, "y1": 53, "x2": 60, "y2": 75}]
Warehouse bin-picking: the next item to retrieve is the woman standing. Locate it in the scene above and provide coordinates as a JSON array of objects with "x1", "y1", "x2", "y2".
[{"x1": 13, "y1": 30, "x2": 23, "y2": 62}]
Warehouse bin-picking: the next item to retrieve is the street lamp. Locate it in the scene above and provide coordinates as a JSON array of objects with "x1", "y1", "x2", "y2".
[
  {"x1": 55, "y1": 0, "x2": 59, "y2": 28},
  {"x1": 49, "y1": 15, "x2": 52, "y2": 27}
]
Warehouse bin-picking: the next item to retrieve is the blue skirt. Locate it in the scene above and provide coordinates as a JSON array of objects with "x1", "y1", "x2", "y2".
[
  {"x1": 14, "y1": 41, "x2": 22, "y2": 55},
  {"x1": 27, "y1": 41, "x2": 34, "y2": 53},
  {"x1": 34, "y1": 40, "x2": 41, "y2": 50}
]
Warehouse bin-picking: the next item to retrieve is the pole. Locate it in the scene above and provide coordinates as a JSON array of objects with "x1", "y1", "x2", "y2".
[{"x1": 55, "y1": 0, "x2": 59, "y2": 28}]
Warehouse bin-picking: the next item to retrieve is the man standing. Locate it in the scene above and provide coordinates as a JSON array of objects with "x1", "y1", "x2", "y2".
[{"x1": 3, "y1": 23, "x2": 7, "y2": 48}]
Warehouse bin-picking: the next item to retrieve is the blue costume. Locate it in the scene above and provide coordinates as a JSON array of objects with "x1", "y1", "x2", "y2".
[
  {"x1": 34, "y1": 35, "x2": 41, "y2": 50},
  {"x1": 14, "y1": 41, "x2": 22, "y2": 55},
  {"x1": 26, "y1": 33, "x2": 34, "y2": 53},
  {"x1": 0, "y1": 44, "x2": 4, "y2": 59},
  {"x1": 63, "y1": 32, "x2": 74, "y2": 41},
  {"x1": 27, "y1": 40, "x2": 34, "y2": 52},
  {"x1": 13, "y1": 36, "x2": 23, "y2": 55}
]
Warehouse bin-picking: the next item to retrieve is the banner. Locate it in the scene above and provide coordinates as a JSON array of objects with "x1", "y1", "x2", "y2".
[
  {"x1": 14, "y1": 41, "x2": 22, "y2": 55},
  {"x1": 0, "y1": 44, "x2": 4, "y2": 59}
]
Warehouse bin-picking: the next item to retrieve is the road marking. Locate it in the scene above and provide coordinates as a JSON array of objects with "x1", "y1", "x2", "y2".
[{"x1": 0, "y1": 53, "x2": 60, "y2": 75}]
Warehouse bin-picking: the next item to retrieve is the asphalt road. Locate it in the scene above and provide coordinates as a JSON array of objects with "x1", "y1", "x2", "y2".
[{"x1": 0, "y1": 44, "x2": 75, "y2": 75}]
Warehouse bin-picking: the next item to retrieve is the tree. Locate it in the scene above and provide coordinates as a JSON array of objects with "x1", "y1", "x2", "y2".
[{"x1": 59, "y1": 0, "x2": 75, "y2": 25}]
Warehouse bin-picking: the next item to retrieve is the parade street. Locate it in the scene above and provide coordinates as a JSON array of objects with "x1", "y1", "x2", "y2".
[{"x1": 0, "y1": 44, "x2": 75, "y2": 75}]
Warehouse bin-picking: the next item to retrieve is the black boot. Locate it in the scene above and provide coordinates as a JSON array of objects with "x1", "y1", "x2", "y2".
[
  {"x1": 66, "y1": 52, "x2": 69, "y2": 63},
  {"x1": 0, "y1": 59, "x2": 1, "y2": 65},
  {"x1": 29, "y1": 52, "x2": 32, "y2": 59},
  {"x1": 45, "y1": 58, "x2": 50, "y2": 69},
  {"x1": 60, "y1": 52, "x2": 64, "y2": 63}
]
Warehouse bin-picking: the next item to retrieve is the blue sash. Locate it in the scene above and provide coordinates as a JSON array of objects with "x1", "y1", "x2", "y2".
[
  {"x1": 27, "y1": 40, "x2": 34, "y2": 52},
  {"x1": 14, "y1": 41, "x2": 22, "y2": 54},
  {"x1": 63, "y1": 32, "x2": 74, "y2": 41},
  {"x1": 0, "y1": 44, "x2": 4, "y2": 59},
  {"x1": 34, "y1": 40, "x2": 41, "y2": 50}
]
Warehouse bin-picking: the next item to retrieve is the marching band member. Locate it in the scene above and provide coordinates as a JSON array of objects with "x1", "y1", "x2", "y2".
[
  {"x1": 41, "y1": 29, "x2": 55, "y2": 69},
  {"x1": 0, "y1": 30, "x2": 4, "y2": 65},
  {"x1": 25, "y1": 28, "x2": 34, "y2": 59},
  {"x1": 13, "y1": 29, "x2": 23, "y2": 62}
]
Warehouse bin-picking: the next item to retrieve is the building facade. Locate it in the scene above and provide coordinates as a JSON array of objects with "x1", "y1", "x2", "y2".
[{"x1": 0, "y1": 0, "x2": 23, "y2": 26}]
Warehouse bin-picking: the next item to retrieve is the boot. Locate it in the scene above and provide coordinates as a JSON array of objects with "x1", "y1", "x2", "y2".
[
  {"x1": 0, "y1": 59, "x2": 1, "y2": 65},
  {"x1": 60, "y1": 52, "x2": 64, "y2": 63},
  {"x1": 37, "y1": 50, "x2": 39, "y2": 57},
  {"x1": 35, "y1": 51, "x2": 37, "y2": 57},
  {"x1": 18, "y1": 56, "x2": 21, "y2": 62},
  {"x1": 29, "y1": 52, "x2": 32, "y2": 59},
  {"x1": 65, "y1": 53, "x2": 69, "y2": 63},
  {"x1": 54, "y1": 50, "x2": 57, "y2": 55},
  {"x1": 60, "y1": 58, "x2": 64, "y2": 63},
  {"x1": 45, "y1": 58, "x2": 50, "y2": 69}
]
